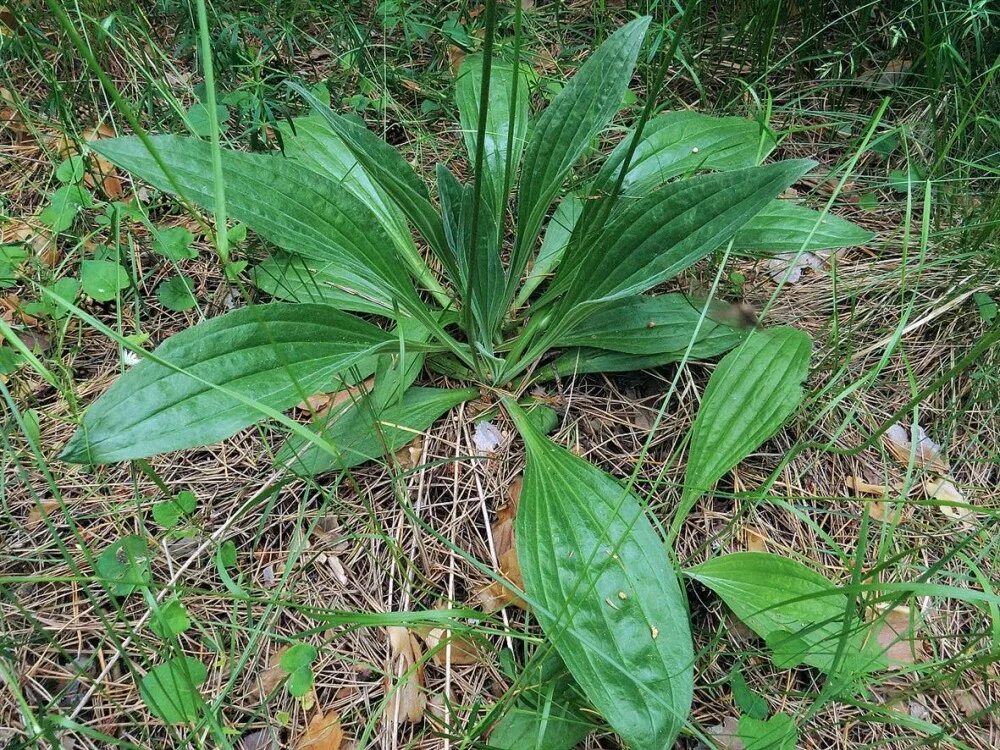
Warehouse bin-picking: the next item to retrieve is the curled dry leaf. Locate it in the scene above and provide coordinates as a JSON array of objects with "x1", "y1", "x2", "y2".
[
  {"x1": 743, "y1": 526, "x2": 769, "y2": 553},
  {"x1": 297, "y1": 711, "x2": 343, "y2": 750},
  {"x1": 477, "y1": 477, "x2": 527, "y2": 611},
  {"x1": 83, "y1": 125, "x2": 125, "y2": 199},
  {"x1": 871, "y1": 604, "x2": 926, "y2": 668},
  {"x1": 296, "y1": 378, "x2": 372, "y2": 416},
  {"x1": 845, "y1": 475, "x2": 893, "y2": 496},
  {"x1": 238, "y1": 727, "x2": 278, "y2": 750},
  {"x1": 766, "y1": 250, "x2": 826, "y2": 284},
  {"x1": 386, "y1": 626, "x2": 426, "y2": 724},
  {"x1": 394, "y1": 435, "x2": 423, "y2": 470},
  {"x1": 884, "y1": 423, "x2": 972, "y2": 520},
  {"x1": 27, "y1": 499, "x2": 60, "y2": 526},
  {"x1": 884, "y1": 423, "x2": 949, "y2": 473},
  {"x1": 258, "y1": 646, "x2": 289, "y2": 697},
  {"x1": 845, "y1": 475, "x2": 909, "y2": 523},
  {"x1": 416, "y1": 606, "x2": 480, "y2": 666},
  {"x1": 704, "y1": 716, "x2": 744, "y2": 750}
]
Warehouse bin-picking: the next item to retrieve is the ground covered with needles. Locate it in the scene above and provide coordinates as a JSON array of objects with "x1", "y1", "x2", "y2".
[{"x1": 1, "y1": 3, "x2": 998, "y2": 749}]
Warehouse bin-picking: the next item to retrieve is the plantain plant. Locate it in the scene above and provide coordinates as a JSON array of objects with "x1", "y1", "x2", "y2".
[{"x1": 61, "y1": 16, "x2": 881, "y2": 748}]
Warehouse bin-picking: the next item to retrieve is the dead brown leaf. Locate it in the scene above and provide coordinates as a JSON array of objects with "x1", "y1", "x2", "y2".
[
  {"x1": 845, "y1": 475, "x2": 892, "y2": 496},
  {"x1": 477, "y1": 478, "x2": 527, "y2": 611},
  {"x1": 743, "y1": 526, "x2": 769, "y2": 553},
  {"x1": 297, "y1": 712, "x2": 343, "y2": 750},
  {"x1": 884, "y1": 423, "x2": 972, "y2": 520},
  {"x1": 238, "y1": 728, "x2": 277, "y2": 750},
  {"x1": 926, "y1": 477, "x2": 972, "y2": 520},
  {"x1": 258, "y1": 646, "x2": 289, "y2": 697},
  {"x1": 394, "y1": 436, "x2": 423, "y2": 470},
  {"x1": 705, "y1": 716, "x2": 744, "y2": 750},
  {"x1": 27, "y1": 500, "x2": 60, "y2": 526},
  {"x1": 954, "y1": 689, "x2": 985, "y2": 719},
  {"x1": 884, "y1": 423, "x2": 948, "y2": 473},
  {"x1": 447, "y1": 46, "x2": 466, "y2": 77},
  {"x1": 386, "y1": 626, "x2": 426, "y2": 724},
  {"x1": 416, "y1": 607, "x2": 480, "y2": 666},
  {"x1": 872, "y1": 605, "x2": 925, "y2": 668}
]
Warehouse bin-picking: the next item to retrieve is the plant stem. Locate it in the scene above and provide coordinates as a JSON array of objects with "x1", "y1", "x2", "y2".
[
  {"x1": 194, "y1": 0, "x2": 229, "y2": 265},
  {"x1": 465, "y1": 0, "x2": 498, "y2": 356}
]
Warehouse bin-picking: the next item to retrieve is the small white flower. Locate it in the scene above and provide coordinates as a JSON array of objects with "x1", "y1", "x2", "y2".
[{"x1": 122, "y1": 349, "x2": 141, "y2": 367}]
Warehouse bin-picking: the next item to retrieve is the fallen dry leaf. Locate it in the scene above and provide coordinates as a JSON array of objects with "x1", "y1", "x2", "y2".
[
  {"x1": 258, "y1": 646, "x2": 289, "y2": 697},
  {"x1": 447, "y1": 45, "x2": 466, "y2": 76},
  {"x1": 295, "y1": 378, "x2": 372, "y2": 416},
  {"x1": 884, "y1": 423, "x2": 972, "y2": 520},
  {"x1": 386, "y1": 626, "x2": 426, "y2": 724},
  {"x1": 394, "y1": 436, "x2": 423, "y2": 470},
  {"x1": 477, "y1": 478, "x2": 527, "y2": 611},
  {"x1": 845, "y1": 475, "x2": 893, "y2": 496},
  {"x1": 416, "y1": 606, "x2": 480, "y2": 666},
  {"x1": 954, "y1": 689, "x2": 985, "y2": 719},
  {"x1": 871, "y1": 604, "x2": 925, "y2": 668},
  {"x1": 845, "y1": 475, "x2": 910, "y2": 522},
  {"x1": 926, "y1": 477, "x2": 972, "y2": 520},
  {"x1": 766, "y1": 250, "x2": 826, "y2": 284},
  {"x1": 298, "y1": 711, "x2": 343, "y2": 750},
  {"x1": 27, "y1": 500, "x2": 60, "y2": 526},
  {"x1": 705, "y1": 716, "x2": 744, "y2": 750},
  {"x1": 238, "y1": 727, "x2": 278, "y2": 750},
  {"x1": 884, "y1": 423, "x2": 949, "y2": 473},
  {"x1": 743, "y1": 526, "x2": 769, "y2": 553}
]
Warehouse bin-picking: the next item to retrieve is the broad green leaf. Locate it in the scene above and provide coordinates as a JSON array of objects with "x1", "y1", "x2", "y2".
[
  {"x1": 437, "y1": 164, "x2": 504, "y2": 343},
  {"x1": 56, "y1": 155, "x2": 86, "y2": 184},
  {"x1": 511, "y1": 16, "x2": 650, "y2": 296},
  {"x1": 286, "y1": 667, "x2": 314, "y2": 698},
  {"x1": 687, "y1": 552, "x2": 884, "y2": 675},
  {"x1": 151, "y1": 226, "x2": 197, "y2": 261},
  {"x1": 674, "y1": 327, "x2": 811, "y2": 536},
  {"x1": 39, "y1": 185, "x2": 94, "y2": 231},
  {"x1": 732, "y1": 200, "x2": 873, "y2": 253},
  {"x1": 275, "y1": 115, "x2": 443, "y2": 299},
  {"x1": 152, "y1": 490, "x2": 197, "y2": 528},
  {"x1": 455, "y1": 54, "x2": 530, "y2": 221},
  {"x1": 61, "y1": 303, "x2": 400, "y2": 464},
  {"x1": 738, "y1": 713, "x2": 797, "y2": 750},
  {"x1": 730, "y1": 668, "x2": 768, "y2": 720},
  {"x1": 594, "y1": 111, "x2": 777, "y2": 199},
  {"x1": 370, "y1": 316, "x2": 433, "y2": 410},
  {"x1": 95, "y1": 535, "x2": 152, "y2": 596},
  {"x1": 280, "y1": 643, "x2": 318, "y2": 672},
  {"x1": 289, "y1": 84, "x2": 459, "y2": 285},
  {"x1": 491, "y1": 651, "x2": 593, "y2": 750},
  {"x1": 554, "y1": 293, "x2": 749, "y2": 355},
  {"x1": 92, "y1": 135, "x2": 423, "y2": 317},
  {"x1": 156, "y1": 274, "x2": 197, "y2": 311},
  {"x1": 538, "y1": 346, "x2": 736, "y2": 381},
  {"x1": 151, "y1": 598, "x2": 191, "y2": 638},
  {"x1": 252, "y1": 253, "x2": 395, "y2": 317},
  {"x1": 281, "y1": 642, "x2": 319, "y2": 695},
  {"x1": 279, "y1": 386, "x2": 478, "y2": 477},
  {"x1": 517, "y1": 193, "x2": 583, "y2": 306},
  {"x1": 491, "y1": 701, "x2": 593, "y2": 750},
  {"x1": 139, "y1": 656, "x2": 207, "y2": 725},
  {"x1": 187, "y1": 102, "x2": 229, "y2": 136},
  {"x1": 549, "y1": 161, "x2": 815, "y2": 319},
  {"x1": 507, "y1": 401, "x2": 693, "y2": 750},
  {"x1": 81, "y1": 259, "x2": 129, "y2": 302}
]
